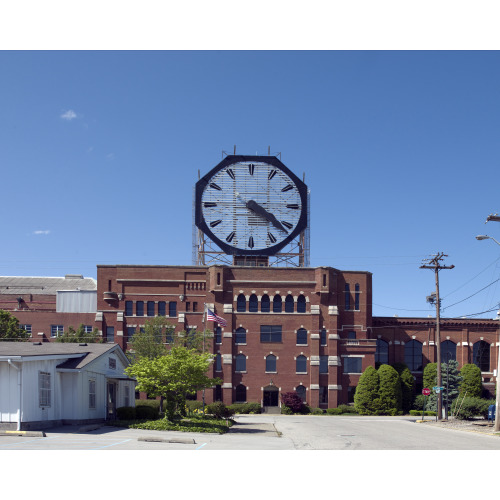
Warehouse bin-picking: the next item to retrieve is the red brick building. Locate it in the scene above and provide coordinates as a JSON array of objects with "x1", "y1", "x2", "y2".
[{"x1": 0, "y1": 275, "x2": 97, "y2": 341}]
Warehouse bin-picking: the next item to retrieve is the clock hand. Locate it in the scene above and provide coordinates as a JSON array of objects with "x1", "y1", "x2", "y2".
[{"x1": 246, "y1": 200, "x2": 288, "y2": 233}]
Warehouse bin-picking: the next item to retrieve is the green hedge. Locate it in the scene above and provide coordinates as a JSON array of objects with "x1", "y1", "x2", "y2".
[
  {"x1": 117, "y1": 406, "x2": 136, "y2": 420},
  {"x1": 228, "y1": 403, "x2": 262, "y2": 414},
  {"x1": 409, "y1": 410, "x2": 436, "y2": 416},
  {"x1": 452, "y1": 397, "x2": 491, "y2": 420}
]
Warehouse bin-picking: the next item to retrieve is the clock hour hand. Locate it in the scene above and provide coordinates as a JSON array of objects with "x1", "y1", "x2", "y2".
[{"x1": 246, "y1": 200, "x2": 288, "y2": 233}]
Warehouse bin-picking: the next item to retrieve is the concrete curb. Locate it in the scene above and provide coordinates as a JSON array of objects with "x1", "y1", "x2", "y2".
[
  {"x1": 138, "y1": 436, "x2": 196, "y2": 444},
  {"x1": 0, "y1": 430, "x2": 46, "y2": 437},
  {"x1": 77, "y1": 424, "x2": 104, "y2": 432}
]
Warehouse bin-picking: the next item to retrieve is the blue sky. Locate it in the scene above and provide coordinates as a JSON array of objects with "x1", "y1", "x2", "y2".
[{"x1": 1, "y1": 50, "x2": 500, "y2": 320}]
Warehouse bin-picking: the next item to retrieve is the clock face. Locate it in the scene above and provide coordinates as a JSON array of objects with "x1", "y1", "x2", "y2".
[{"x1": 195, "y1": 155, "x2": 308, "y2": 256}]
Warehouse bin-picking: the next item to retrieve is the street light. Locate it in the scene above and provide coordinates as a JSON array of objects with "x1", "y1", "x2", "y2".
[{"x1": 476, "y1": 232, "x2": 500, "y2": 432}]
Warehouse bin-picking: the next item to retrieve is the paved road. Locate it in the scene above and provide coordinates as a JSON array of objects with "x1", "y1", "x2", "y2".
[{"x1": 1, "y1": 415, "x2": 500, "y2": 450}]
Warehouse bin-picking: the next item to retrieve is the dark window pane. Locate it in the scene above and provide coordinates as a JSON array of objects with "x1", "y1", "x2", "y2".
[
  {"x1": 355, "y1": 283, "x2": 360, "y2": 310},
  {"x1": 249, "y1": 294, "x2": 258, "y2": 313},
  {"x1": 237, "y1": 294, "x2": 246, "y2": 312},
  {"x1": 125, "y1": 301, "x2": 133, "y2": 316},
  {"x1": 297, "y1": 295, "x2": 306, "y2": 313},
  {"x1": 343, "y1": 357, "x2": 362, "y2": 373},
  {"x1": 235, "y1": 327, "x2": 246, "y2": 344},
  {"x1": 266, "y1": 355, "x2": 276, "y2": 372},
  {"x1": 147, "y1": 301, "x2": 155, "y2": 317},
  {"x1": 296, "y1": 355, "x2": 307, "y2": 373},
  {"x1": 320, "y1": 329, "x2": 327, "y2": 345},
  {"x1": 285, "y1": 295, "x2": 294, "y2": 313},
  {"x1": 296, "y1": 328, "x2": 307, "y2": 345},
  {"x1": 169, "y1": 302, "x2": 177, "y2": 317},
  {"x1": 375, "y1": 339, "x2": 389, "y2": 365},
  {"x1": 235, "y1": 384, "x2": 246, "y2": 403},
  {"x1": 319, "y1": 355, "x2": 328, "y2": 373},
  {"x1": 261, "y1": 295, "x2": 270, "y2": 313},
  {"x1": 473, "y1": 341, "x2": 490, "y2": 372},
  {"x1": 273, "y1": 295, "x2": 282, "y2": 313},
  {"x1": 441, "y1": 340, "x2": 457, "y2": 363},
  {"x1": 235, "y1": 354, "x2": 246, "y2": 372},
  {"x1": 260, "y1": 325, "x2": 282, "y2": 343},
  {"x1": 296, "y1": 385, "x2": 306, "y2": 402},
  {"x1": 215, "y1": 327, "x2": 222, "y2": 344},
  {"x1": 345, "y1": 284, "x2": 351, "y2": 310},
  {"x1": 158, "y1": 301, "x2": 166, "y2": 316},
  {"x1": 404, "y1": 340, "x2": 423, "y2": 371},
  {"x1": 136, "y1": 301, "x2": 144, "y2": 317}
]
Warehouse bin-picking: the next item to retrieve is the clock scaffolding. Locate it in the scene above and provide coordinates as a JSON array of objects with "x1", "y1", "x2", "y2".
[{"x1": 192, "y1": 150, "x2": 310, "y2": 268}]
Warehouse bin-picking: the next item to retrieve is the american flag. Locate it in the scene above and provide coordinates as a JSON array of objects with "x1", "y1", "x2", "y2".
[{"x1": 206, "y1": 308, "x2": 227, "y2": 327}]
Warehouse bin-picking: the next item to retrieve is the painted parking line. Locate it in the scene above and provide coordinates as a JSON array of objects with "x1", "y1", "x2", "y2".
[
  {"x1": 0, "y1": 436, "x2": 55, "y2": 448},
  {"x1": 195, "y1": 443, "x2": 207, "y2": 450},
  {"x1": 91, "y1": 439, "x2": 132, "y2": 450}
]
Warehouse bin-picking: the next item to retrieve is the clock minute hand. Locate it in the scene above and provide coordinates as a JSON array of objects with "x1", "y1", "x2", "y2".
[{"x1": 246, "y1": 200, "x2": 288, "y2": 233}]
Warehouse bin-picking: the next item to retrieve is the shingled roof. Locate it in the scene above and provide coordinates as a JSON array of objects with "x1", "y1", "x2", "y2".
[{"x1": 0, "y1": 275, "x2": 97, "y2": 295}]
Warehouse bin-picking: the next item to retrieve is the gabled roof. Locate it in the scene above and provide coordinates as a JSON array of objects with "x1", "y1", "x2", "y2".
[
  {"x1": 0, "y1": 342, "x2": 126, "y2": 368},
  {"x1": 0, "y1": 275, "x2": 97, "y2": 295}
]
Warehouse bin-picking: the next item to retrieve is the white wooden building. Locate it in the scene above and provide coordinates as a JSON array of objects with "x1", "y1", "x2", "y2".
[{"x1": 0, "y1": 342, "x2": 135, "y2": 430}]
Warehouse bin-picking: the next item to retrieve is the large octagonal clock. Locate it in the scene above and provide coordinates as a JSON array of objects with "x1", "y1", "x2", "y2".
[{"x1": 195, "y1": 155, "x2": 308, "y2": 256}]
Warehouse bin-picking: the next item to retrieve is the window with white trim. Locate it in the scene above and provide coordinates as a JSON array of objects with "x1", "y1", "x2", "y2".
[
  {"x1": 39, "y1": 371, "x2": 51, "y2": 407},
  {"x1": 89, "y1": 379, "x2": 96, "y2": 409}
]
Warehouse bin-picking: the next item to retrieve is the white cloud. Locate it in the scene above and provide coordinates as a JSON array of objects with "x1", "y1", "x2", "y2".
[
  {"x1": 60, "y1": 109, "x2": 77, "y2": 121},
  {"x1": 33, "y1": 230, "x2": 51, "y2": 235}
]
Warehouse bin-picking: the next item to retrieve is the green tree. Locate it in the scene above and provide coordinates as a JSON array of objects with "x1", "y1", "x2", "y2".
[
  {"x1": 126, "y1": 316, "x2": 170, "y2": 363},
  {"x1": 0, "y1": 309, "x2": 30, "y2": 341},
  {"x1": 55, "y1": 324, "x2": 102, "y2": 343},
  {"x1": 459, "y1": 363, "x2": 482, "y2": 398},
  {"x1": 377, "y1": 364, "x2": 402, "y2": 415},
  {"x1": 354, "y1": 366, "x2": 381, "y2": 415},
  {"x1": 125, "y1": 345, "x2": 221, "y2": 421},
  {"x1": 442, "y1": 359, "x2": 462, "y2": 411},
  {"x1": 423, "y1": 362, "x2": 437, "y2": 391},
  {"x1": 393, "y1": 363, "x2": 415, "y2": 414}
]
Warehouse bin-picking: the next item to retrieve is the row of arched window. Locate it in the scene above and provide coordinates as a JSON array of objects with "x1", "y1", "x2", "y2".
[
  {"x1": 214, "y1": 353, "x2": 308, "y2": 373},
  {"x1": 236, "y1": 294, "x2": 307, "y2": 313},
  {"x1": 376, "y1": 338, "x2": 492, "y2": 372}
]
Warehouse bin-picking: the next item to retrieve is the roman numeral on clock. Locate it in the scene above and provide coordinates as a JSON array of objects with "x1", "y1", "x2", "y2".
[
  {"x1": 210, "y1": 220, "x2": 222, "y2": 227},
  {"x1": 210, "y1": 183, "x2": 222, "y2": 191},
  {"x1": 281, "y1": 221, "x2": 293, "y2": 230},
  {"x1": 281, "y1": 184, "x2": 293, "y2": 192}
]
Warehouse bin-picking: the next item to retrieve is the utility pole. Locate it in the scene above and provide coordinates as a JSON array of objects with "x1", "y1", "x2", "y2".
[
  {"x1": 420, "y1": 253, "x2": 455, "y2": 420},
  {"x1": 483, "y1": 213, "x2": 500, "y2": 432}
]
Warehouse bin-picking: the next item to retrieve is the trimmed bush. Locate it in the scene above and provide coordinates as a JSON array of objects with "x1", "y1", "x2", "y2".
[
  {"x1": 459, "y1": 364, "x2": 482, "y2": 398},
  {"x1": 378, "y1": 364, "x2": 402, "y2": 415},
  {"x1": 310, "y1": 407, "x2": 324, "y2": 415},
  {"x1": 229, "y1": 403, "x2": 262, "y2": 414},
  {"x1": 354, "y1": 366, "x2": 381, "y2": 415},
  {"x1": 393, "y1": 363, "x2": 415, "y2": 414},
  {"x1": 337, "y1": 404, "x2": 357, "y2": 414},
  {"x1": 326, "y1": 408, "x2": 342, "y2": 415},
  {"x1": 409, "y1": 410, "x2": 436, "y2": 417},
  {"x1": 206, "y1": 402, "x2": 235, "y2": 419},
  {"x1": 453, "y1": 396, "x2": 491, "y2": 420},
  {"x1": 117, "y1": 406, "x2": 136, "y2": 420},
  {"x1": 135, "y1": 404, "x2": 159, "y2": 420},
  {"x1": 281, "y1": 405, "x2": 293, "y2": 415}
]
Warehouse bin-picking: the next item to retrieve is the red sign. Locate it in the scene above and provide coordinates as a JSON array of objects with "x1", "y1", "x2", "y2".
[{"x1": 422, "y1": 388, "x2": 431, "y2": 396}]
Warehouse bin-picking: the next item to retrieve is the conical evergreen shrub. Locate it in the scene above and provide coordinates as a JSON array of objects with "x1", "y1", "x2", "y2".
[
  {"x1": 459, "y1": 364, "x2": 482, "y2": 398},
  {"x1": 354, "y1": 366, "x2": 381, "y2": 415},
  {"x1": 377, "y1": 364, "x2": 402, "y2": 415},
  {"x1": 393, "y1": 363, "x2": 415, "y2": 414}
]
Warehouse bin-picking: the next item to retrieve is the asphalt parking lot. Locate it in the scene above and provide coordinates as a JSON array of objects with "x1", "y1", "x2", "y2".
[{"x1": 1, "y1": 414, "x2": 500, "y2": 451}]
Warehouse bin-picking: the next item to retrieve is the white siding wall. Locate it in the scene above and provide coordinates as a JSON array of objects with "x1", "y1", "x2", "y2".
[{"x1": 0, "y1": 362, "x2": 20, "y2": 423}]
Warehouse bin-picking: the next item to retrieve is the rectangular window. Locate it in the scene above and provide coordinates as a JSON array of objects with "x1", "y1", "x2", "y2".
[
  {"x1": 39, "y1": 371, "x2": 51, "y2": 407},
  {"x1": 193, "y1": 302, "x2": 198, "y2": 312},
  {"x1": 186, "y1": 302, "x2": 191, "y2": 312},
  {"x1": 147, "y1": 301, "x2": 155, "y2": 317},
  {"x1": 215, "y1": 327, "x2": 222, "y2": 344},
  {"x1": 51, "y1": 325, "x2": 63, "y2": 337},
  {"x1": 319, "y1": 386, "x2": 328, "y2": 405},
  {"x1": 125, "y1": 301, "x2": 133, "y2": 316},
  {"x1": 158, "y1": 301, "x2": 166, "y2": 316},
  {"x1": 345, "y1": 284, "x2": 351, "y2": 310},
  {"x1": 319, "y1": 355, "x2": 328, "y2": 374},
  {"x1": 20, "y1": 324, "x2": 32, "y2": 334},
  {"x1": 109, "y1": 357, "x2": 116, "y2": 370},
  {"x1": 136, "y1": 301, "x2": 144, "y2": 317},
  {"x1": 260, "y1": 325, "x2": 282, "y2": 343},
  {"x1": 126, "y1": 327, "x2": 136, "y2": 342},
  {"x1": 169, "y1": 302, "x2": 177, "y2": 317},
  {"x1": 84, "y1": 325, "x2": 93, "y2": 334},
  {"x1": 355, "y1": 284, "x2": 360, "y2": 310},
  {"x1": 320, "y1": 329, "x2": 327, "y2": 345},
  {"x1": 106, "y1": 326, "x2": 114, "y2": 343},
  {"x1": 166, "y1": 327, "x2": 174, "y2": 344},
  {"x1": 89, "y1": 379, "x2": 96, "y2": 409},
  {"x1": 343, "y1": 357, "x2": 362, "y2": 374}
]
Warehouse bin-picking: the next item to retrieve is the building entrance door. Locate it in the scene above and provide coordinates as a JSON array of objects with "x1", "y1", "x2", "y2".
[{"x1": 263, "y1": 385, "x2": 279, "y2": 407}]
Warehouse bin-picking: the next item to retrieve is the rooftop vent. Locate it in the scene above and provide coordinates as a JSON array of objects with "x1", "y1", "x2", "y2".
[{"x1": 65, "y1": 274, "x2": 84, "y2": 279}]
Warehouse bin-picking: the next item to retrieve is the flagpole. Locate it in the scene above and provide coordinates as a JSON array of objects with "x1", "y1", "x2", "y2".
[{"x1": 202, "y1": 303, "x2": 206, "y2": 414}]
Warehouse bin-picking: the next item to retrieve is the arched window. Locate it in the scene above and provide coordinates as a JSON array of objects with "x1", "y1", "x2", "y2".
[
  {"x1": 235, "y1": 327, "x2": 246, "y2": 344},
  {"x1": 285, "y1": 295, "x2": 294, "y2": 313},
  {"x1": 296, "y1": 355, "x2": 307, "y2": 373},
  {"x1": 296, "y1": 385, "x2": 306, "y2": 402},
  {"x1": 261, "y1": 294, "x2": 270, "y2": 313},
  {"x1": 266, "y1": 354, "x2": 277, "y2": 372},
  {"x1": 235, "y1": 354, "x2": 246, "y2": 372},
  {"x1": 235, "y1": 384, "x2": 246, "y2": 403},
  {"x1": 249, "y1": 294, "x2": 258, "y2": 313},
  {"x1": 345, "y1": 284, "x2": 351, "y2": 310},
  {"x1": 296, "y1": 328, "x2": 307, "y2": 345},
  {"x1": 236, "y1": 294, "x2": 246, "y2": 312},
  {"x1": 375, "y1": 338, "x2": 389, "y2": 365},
  {"x1": 441, "y1": 340, "x2": 457, "y2": 362},
  {"x1": 404, "y1": 340, "x2": 423, "y2": 371},
  {"x1": 273, "y1": 295, "x2": 282, "y2": 313},
  {"x1": 473, "y1": 340, "x2": 490, "y2": 372},
  {"x1": 297, "y1": 295, "x2": 306, "y2": 313},
  {"x1": 354, "y1": 283, "x2": 360, "y2": 310}
]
